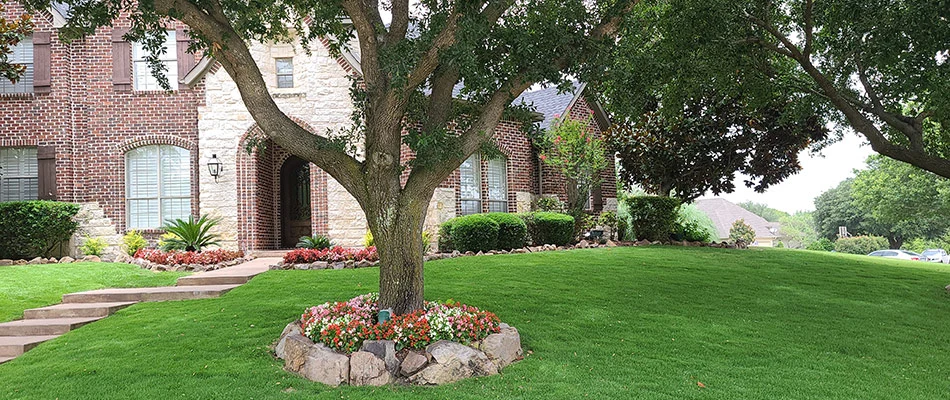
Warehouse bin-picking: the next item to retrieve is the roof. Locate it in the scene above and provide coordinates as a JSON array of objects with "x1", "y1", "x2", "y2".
[
  {"x1": 693, "y1": 198, "x2": 780, "y2": 240},
  {"x1": 514, "y1": 83, "x2": 581, "y2": 131}
]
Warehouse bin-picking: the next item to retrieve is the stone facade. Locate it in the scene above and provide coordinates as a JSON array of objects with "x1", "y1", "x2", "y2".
[{"x1": 2, "y1": 7, "x2": 617, "y2": 253}]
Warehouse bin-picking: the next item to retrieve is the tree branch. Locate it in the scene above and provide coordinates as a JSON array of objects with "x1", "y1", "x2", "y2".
[
  {"x1": 341, "y1": 0, "x2": 385, "y2": 88},
  {"x1": 154, "y1": 0, "x2": 367, "y2": 200},
  {"x1": 384, "y1": 0, "x2": 410, "y2": 45},
  {"x1": 403, "y1": 9, "x2": 461, "y2": 91},
  {"x1": 802, "y1": 0, "x2": 814, "y2": 56},
  {"x1": 854, "y1": 54, "x2": 925, "y2": 152}
]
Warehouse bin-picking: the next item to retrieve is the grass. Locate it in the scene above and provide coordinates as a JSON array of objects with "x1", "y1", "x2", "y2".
[
  {"x1": 0, "y1": 262, "x2": 189, "y2": 323},
  {"x1": 2, "y1": 247, "x2": 950, "y2": 399}
]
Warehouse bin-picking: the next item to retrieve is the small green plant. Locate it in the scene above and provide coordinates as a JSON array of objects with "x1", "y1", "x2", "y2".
[
  {"x1": 363, "y1": 230, "x2": 374, "y2": 248},
  {"x1": 533, "y1": 197, "x2": 565, "y2": 212},
  {"x1": 422, "y1": 231, "x2": 432, "y2": 253},
  {"x1": 598, "y1": 211, "x2": 619, "y2": 240},
  {"x1": 297, "y1": 234, "x2": 333, "y2": 250},
  {"x1": 834, "y1": 235, "x2": 889, "y2": 255},
  {"x1": 729, "y1": 219, "x2": 756, "y2": 244},
  {"x1": 80, "y1": 237, "x2": 107, "y2": 256},
  {"x1": 157, "y1": 232, "x2": 178, "y2": 252},
  {"x1": 161, "y1": 215, "x2": 220, "y2": 252},
  {"x1": 806, "y1": 237, "x2": 835, "y2": 251},
  {"x1": 623, "y1": 196, "x2": 681, "y2": 242},
  {"x1": 122, "y1": 230, "x2": 148, "y2": 256},
  {"x1": 438, "y1": 220, "x2": 457, "y2": 252}
]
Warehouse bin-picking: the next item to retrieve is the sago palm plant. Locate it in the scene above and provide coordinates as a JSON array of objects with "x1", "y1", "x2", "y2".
[{"x1": 161, "y1": 215, "x2": 221, "y2": 252}]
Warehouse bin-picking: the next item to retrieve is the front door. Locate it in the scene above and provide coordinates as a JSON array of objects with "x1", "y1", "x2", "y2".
[{"x1": 280, "y1": 156, "x2": 312, "y2": 248}]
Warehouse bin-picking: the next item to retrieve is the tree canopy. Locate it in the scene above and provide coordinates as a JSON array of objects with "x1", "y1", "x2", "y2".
[
  {"x1": 589, "y1": 0, "x2": 950, "y2": 180},
  {"x1": 30, "y1": 0, "x2": 637, "y2": 313},
  {"x1": 737, "y1": 202, "x2": 789, "y2": 223}
]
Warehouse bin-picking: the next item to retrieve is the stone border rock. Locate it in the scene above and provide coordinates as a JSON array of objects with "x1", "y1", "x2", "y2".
[
  {"x1": 274, "y1": 321, "x2": 523, "y2": 387},
  {"x1": 119, "y1": 253, "x2": 256, "y2": 272},
  {"x1": 0, "y1": 255, "x2": 101, "y2": 266}
]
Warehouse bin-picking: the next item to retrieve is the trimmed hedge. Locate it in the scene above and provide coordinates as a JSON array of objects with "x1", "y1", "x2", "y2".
[
  {"x1": 623, "y1": 196, "x2": 681, "y2": 242},
  {"x1": 0, "y1": 201, "x2": 81, "y2": 259},
  {"x1": 520, "y1": 212, "x2": 575, "y2": 246},
  {"x1": 485, "y1": 213, "x2": 528, "y2": 250},
  {"x1": 835, "y1": 235, "x2": 889, "y2": 255},
  {"x1": 450, "y1": 214, "x2": 500, "y2": 253},
  {"x1": 438, "y1": 219, "x2": 457, "y2": 253}
]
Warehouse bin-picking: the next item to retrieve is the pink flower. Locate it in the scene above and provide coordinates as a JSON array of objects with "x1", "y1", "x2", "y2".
[{"x1": 553, "y1": 113, "x2": 560, "y2": 118}]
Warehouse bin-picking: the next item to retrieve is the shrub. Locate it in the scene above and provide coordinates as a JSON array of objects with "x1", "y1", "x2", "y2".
[
  {"x1": 901, "y1": 237, "x2": 949, "y2": 254},
  {"x1": 438, "y1": 220, "x2": 457, "y2": 252},
  {"x1": 450, "y1": 214, "x2": 500, "y2": 253},
  {"x1": 162, "y1": 215, "x2": 220, "y2": 252},
  {"x1": 0, "y1": 201, "x2": 80, "y2": 259},
  {"x1": 80, "y1": 237, "x2": 107, "y2": 256},
  {"x1": 835, "y1": 235, "x2": 889, "y2": 255},
  {"x1": 533, "y1": 196, "x2": 565, "y2": 212},
  {"x1": 297, "y1": 234, "x2": 333, "y2": 250},
  {"x1": 597, "y1": 211, "x2": 619, "y2": 240},
  {"x1": 134, "y1": 248, "x2": 244, "y2": 265},
  {"x1": 363, "y1": 230, "x2": 374, "y2": 247},
  {"x1": 422, "y1": 231, "x2": 432, "y2": 254},
  {"x1": 122, "y1": 230, "x2": 147, "y2": 256},
  {"x1": 300, "y1": 293, "x2": 501, "y2": 353},
  {"x1": 729, "y1": 219, "x2": 756, "y2": 244},
  {"x1": 806, "y1": 237, "x2": 835, "y2": 251},
  {"x1": 283, "y1": 246, "x2": 379, "y2": 264},
  {"x1": 485, "y1": 213, "x2": 528, "y2": 250},
  {"x1": 520, "y1": 212, "x2": 575, "y2": 246},
  {"x1": 623, "y1": 196, "x2": 681, "y2": 242}
]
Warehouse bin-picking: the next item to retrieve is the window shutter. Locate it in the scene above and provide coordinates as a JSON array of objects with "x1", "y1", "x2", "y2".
[
  {"x1": 32, "y1": 32, "x2": 51, "y2": 94},
  {"x1": 37, "y1": 146, "x2": 56, "y2": 200},
  {"x1": 591, "y1": 184, "x2": 603, "y2": 212},
  {"x1": 112, "y1": 28, "x2": 132, "y2": 91},
  {"x1": 176, "y1": 28, "x2": 195, "y2": 88}
]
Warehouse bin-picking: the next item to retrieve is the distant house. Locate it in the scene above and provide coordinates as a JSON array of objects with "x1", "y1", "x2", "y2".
[{"x1": 694, "y1": 198, "x2": 781, "y2": 247}]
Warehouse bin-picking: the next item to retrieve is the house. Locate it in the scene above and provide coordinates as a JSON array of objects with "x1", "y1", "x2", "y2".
[
  {"x1": 0, "y1": 3, "x2": 617, "y2": 257},
  {"x1": 694, "y1": 198, "x2": 780, "y2": 247}
]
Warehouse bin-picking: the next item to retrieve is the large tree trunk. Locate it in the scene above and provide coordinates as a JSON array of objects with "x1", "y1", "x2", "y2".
[{"x1": 363, "y1": 180, "x2": 433, "y2": 315}]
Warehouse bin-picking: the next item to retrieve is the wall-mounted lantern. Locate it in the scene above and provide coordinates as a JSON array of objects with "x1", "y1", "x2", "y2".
[{"x1": 207, "y1": 154, "x2": 223, "y2": 182}]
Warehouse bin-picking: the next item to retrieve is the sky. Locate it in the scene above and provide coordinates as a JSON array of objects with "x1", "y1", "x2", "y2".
[{"x1": 716, "y1": 133, "x2": 875, "y2": 214}]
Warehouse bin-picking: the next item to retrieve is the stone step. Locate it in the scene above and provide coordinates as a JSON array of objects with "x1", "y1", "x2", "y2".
[
  {"x1": 23, "y1": 302, "x2": 138, "y2": 319},
  {"x1": 0, "y1": 317, "x2": 103, "y2": 336},
  {"x1": 0, "y1": 356, "x2": 13, "y2": 364},
  {"x1": 251, "y1": 250, "x2": 288, "y2": 258},
  {"x1": 176, "y1": 262, "x2": 273, "y2": 286},
  {"x1": 0, "y1": 336, "x2": 59, "y2": 357},
  {"x1": 62, "y1": 285, "x2": 241, "y2": 303}
]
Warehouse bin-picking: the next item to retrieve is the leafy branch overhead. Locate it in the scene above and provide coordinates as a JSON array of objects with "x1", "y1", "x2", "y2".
[{"x1": 0, "y1": 3, "x2": 34, "y2": 84}]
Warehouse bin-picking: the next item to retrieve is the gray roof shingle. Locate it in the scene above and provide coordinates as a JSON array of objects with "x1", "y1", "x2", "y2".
[{"x1": 694, "y1": 198, "x2": 780, "y2": 240}]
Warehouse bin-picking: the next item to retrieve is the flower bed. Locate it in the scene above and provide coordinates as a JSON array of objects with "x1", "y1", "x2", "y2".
[
  {"x1": 130, "y1": 248, "x2": 248, "y2": 272},
  {"x1": 276, "y1": 293, "x2": 523, "y2": 387},
  {"x1": 300, "y1": 293, "x2": 500, "y2": 353},
  {"x1": 283, "y1": 246, "x2": 378, "y2": 264}
]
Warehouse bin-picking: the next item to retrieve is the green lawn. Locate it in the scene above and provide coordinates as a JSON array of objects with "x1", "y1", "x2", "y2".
[
  {"x1": 0, "y1": 262, "x2": 188, "y2": 323},
  {"x1": 2, "y1": 247, "x2": 950, "y2": 399}
]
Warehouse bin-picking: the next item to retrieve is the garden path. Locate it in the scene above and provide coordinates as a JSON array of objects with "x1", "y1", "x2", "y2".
[{"x1": 0, "y1": 257, "x2": 280, "y2": 364}]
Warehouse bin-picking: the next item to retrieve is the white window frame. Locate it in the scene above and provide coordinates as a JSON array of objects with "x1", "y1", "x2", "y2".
[
  {"x1": 132, "y1": 31, "x2": 178, "y2": 91},
  {"x1": 486, "y1": 157, "x2": 508, "y2": 213},
  {"x1": 459, "y1": 154, "x2": 482, "y2": 215},
  {"x1": 0, "y1": 147, "x2": 38, "y2": 201},
  {"x1": 275, "y1": 58, "x2": 294, "y2": 88},
  {"x1": 125, "y1": 145, "x2": 191, "y2": 229},
  {"x1": 0, "y1": 35, "x2": 34, "y2": 93}
]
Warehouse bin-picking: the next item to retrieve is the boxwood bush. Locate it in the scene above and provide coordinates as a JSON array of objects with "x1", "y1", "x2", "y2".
[
  {"x1": 835, "y1": 235, "x2": 889, "y2": 255},
  {"x1": 438, "y1": 219, "x2": 458, "y2": 252},
  {"x1": 485, "y1": 213, "x2": 528, "y2": 250},
  {"x1": 623, "y1": 196, "x2": 681, "y2": 242},
  {"x1": 0, "y1": 201, "x2": 81, "y2": 259},
  {"x1": 450, "y1": 214, "x2": 500, "y2": 253},
  {"x1": 520, "y1": 212, "x2": 575, "y2": 246}
]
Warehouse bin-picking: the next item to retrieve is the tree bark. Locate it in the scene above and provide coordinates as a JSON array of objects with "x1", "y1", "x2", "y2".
[{"x1": 366, "y1": 189, "x2": 432, "y2": 314}]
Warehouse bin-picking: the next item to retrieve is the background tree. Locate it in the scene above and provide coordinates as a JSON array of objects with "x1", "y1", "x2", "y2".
[
  {"x1": 729, "y1": 219, "x2": 756, "y2": 244},
  {"x1": 812, "y1": 179, "x2": 871, "y2": 241},
  {"x1": 777, "y1": 212, "x2": 818, "y2": 249},
  {"x1": 539, "y1": 115, "x2": 608, "y2": 232},
  {"x1": 0, "y1": 3, "x2": 33, "y2": 83},
  {"x1": 37, "y1": 0, "x2": 637, "y2": 313},
  {"x1": 737, "y1": 202, "x2": 789, "y2": 223},
  {"x1": 851, "y1": 156, "x2": 950, "y2": 248},
  {"x1": 591, "y1": 0, "x2": 950, "y2": 179}
]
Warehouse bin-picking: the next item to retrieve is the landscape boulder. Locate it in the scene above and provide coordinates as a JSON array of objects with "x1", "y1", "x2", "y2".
[
  {"x1": 481, "y1": 326, "x2": 523, "y2": 369},
  {"x1": 349, "y1": 351, "x2": 393, "y2": 386}
]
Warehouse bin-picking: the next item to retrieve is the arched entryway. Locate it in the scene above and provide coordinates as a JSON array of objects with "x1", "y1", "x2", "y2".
[
  {"x1": 280, "y1": 156, "x2": 312, "y2": 248},
  {"x1": 236, "y1": 132, "x2": 329, "y2": 251}
]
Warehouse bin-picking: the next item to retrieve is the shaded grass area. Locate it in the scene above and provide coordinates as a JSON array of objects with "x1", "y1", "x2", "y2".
[
  {"x1": 0, "y1": 262, "x2": 188, "y2": 322},
  {"x1": 2, "y1": 247, "x2": 950, "y2": 399}
]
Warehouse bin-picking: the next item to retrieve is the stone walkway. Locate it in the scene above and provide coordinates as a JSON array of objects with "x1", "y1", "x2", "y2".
[{"x1": 0, "y1": 257, "x2": 279, "y2": 365}]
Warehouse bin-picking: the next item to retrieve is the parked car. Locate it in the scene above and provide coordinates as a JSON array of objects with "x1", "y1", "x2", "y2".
[
  {"x1": 867, "y1": 250, "x2": 923, "y2": 261},
  {"x1": 921, "y1": 249, "x2": 949, "y2": 263}
]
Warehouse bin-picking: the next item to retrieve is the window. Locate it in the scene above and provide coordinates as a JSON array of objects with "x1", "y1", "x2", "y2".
[
  {"x1": 459, "y1": 154, "x2": 481, "y2": 215},
  {"x1": 132, "y1": 31, "x2": 177, "y2": 91},
  {"x1": 126, "y1": 145, "x2": 191, "y2": 229},
  {"x1": 486, "y1": 157, "x2": 508, "y2": 212},
  {"x1": 0, "y1": 147, "x2": 38, "y2": 201},
  {"x1": 276, "y1": 58, "x2": 294, "y2": 88},
  {"x1": 0, "y1": 36, "x2": 33, "y2": 93}
]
